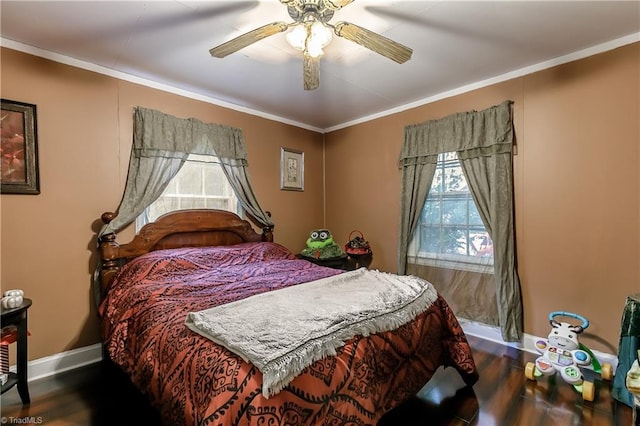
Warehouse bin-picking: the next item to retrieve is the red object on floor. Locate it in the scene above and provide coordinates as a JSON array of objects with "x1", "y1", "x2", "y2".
[
  {"x1": 1, "y1": 326, "x2": 30, "y2": 373},
  {"x1": 2, "y1": 325, "x2": 19, "y2": 344}
]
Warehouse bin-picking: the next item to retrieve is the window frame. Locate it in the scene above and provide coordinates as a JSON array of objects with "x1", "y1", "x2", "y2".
[
  {"x1": 135, "y1": 154, "x2": 239, "y2": 233},
  {"x1": 409, "y1": 152, "x2": 494, "y2": 273}
]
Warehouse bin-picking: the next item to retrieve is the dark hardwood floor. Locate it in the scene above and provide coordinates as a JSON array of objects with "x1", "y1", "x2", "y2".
[{"x1": 1, "y1": 335, "x2": 634, "y2": 425}]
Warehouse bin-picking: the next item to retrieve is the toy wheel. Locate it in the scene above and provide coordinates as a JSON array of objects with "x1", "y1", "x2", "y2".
[
  {"x1": 600, "y1": 363, "x2": 613, "y2": 381},
  {"x1": 582, "y1": 380, "x2": 595, "y2": 401},
  {"x1": 525, "y1": 362, "x2": 537, "y2": 380}
]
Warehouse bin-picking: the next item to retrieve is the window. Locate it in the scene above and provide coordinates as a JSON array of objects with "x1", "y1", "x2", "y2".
[
  {"x1": 409, "y1": 152, "x2": 493, "y2": 271},
  {"x1": 136, "y1": 154, "x2": 238, "y2": 231}
]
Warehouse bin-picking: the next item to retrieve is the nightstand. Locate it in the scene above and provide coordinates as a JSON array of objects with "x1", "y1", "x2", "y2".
[
  {"x1": 296, "y1": 254, "x2": 351, "y2": 270},
  {"x1": 346, "y1": 253, "x2": 373, "y2": 270},
  {"x1": 1, "y1": 298, "x2": 32, "y2": 404}
]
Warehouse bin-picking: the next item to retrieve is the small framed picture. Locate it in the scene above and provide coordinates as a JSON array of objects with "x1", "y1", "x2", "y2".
[
  {"x1": 280, "y1": 147, "x2": 304, "y2": 191},
  {"x1": 1, "y1": 99, "x2": 40, "y2": 194}
]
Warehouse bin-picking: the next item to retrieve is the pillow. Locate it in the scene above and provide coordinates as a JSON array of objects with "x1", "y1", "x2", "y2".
[
  {"x1": 200, "y1": 242, "x2": 295, "y2": 266},
  {"x1": 121, "y1": 242, "x2": 295, "y2": 273}
]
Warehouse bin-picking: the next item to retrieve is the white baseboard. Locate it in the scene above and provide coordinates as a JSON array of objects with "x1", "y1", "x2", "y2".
[
  {"x1": 7, "y1": 323, "x2": 618, "y2": 384},
  {"x1": 6, "y1": 343, "x2": 103, "y2": 382},
  {"x1": 459, "y1": 319, "x2": 619, "y2": 373}
]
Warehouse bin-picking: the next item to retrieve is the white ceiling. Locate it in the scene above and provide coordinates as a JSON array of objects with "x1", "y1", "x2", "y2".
[{"x1": 1, "y1": 1, "x2": 639, "y2": 132}]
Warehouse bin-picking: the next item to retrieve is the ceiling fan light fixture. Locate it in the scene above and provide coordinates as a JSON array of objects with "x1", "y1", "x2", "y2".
[
  {"x1": 285, "y1": 24, "x2": 308, "y2": 50},
  {"x1": 286, "y1": 21, "x2": 332, "y2": 58},
  {"x1": 210, "y1": 1, "x2": 411, "y2": 90},
  {"x1": 310, "y1": 21, "x2": 332, "y2": 47},
  {"x1": 305, "y1": 43, "x2": 324, "y2": 58}
]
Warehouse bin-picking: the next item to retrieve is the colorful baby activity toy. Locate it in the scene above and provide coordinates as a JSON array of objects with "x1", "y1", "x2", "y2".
[{"x1": 525, "y1": 311, "x2": 613, "y2": 401}]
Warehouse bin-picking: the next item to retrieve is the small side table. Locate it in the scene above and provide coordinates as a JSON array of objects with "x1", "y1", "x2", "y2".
[
  {"x1": 296, "y1": 254, "x2": 351, "y2": 270},
  {"x1": 346, "y1": 252, "x2": 373, "y2": 270},
  {"x1": 1, "y1": 298, "x2": 32, "y2": 404}
]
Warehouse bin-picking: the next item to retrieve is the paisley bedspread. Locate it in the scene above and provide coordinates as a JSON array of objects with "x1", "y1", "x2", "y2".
[{"x1": 99, "y1": 242, "x2": 478, "y2": 426}]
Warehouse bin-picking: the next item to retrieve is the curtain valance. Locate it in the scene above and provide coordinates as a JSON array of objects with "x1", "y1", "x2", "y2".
[
  {"x1": 400, "y1": 100, "x2": 513, "y2": 166},
  {"x1": 133, "y1": 107, "x2": 248, "y2": 160}
]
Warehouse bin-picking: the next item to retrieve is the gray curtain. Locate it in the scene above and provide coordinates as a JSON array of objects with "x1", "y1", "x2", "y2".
[
  {"x1": 218, "y1": 156, "x2": 272, "y2": 229},
  {"x1": 99, "y1": 107, "x2": 274, "y2": 237},
  {"x1": 398, "y1": 100, "x2": 523, "y2": 341}
]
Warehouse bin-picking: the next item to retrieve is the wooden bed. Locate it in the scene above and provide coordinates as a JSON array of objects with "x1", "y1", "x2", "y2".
[
  {"x1": 98, "y1": 209, "x2": 274, "y2": 296},
  {"x1": 97, "y1": 209, "x2": 478, "y2": 426}
]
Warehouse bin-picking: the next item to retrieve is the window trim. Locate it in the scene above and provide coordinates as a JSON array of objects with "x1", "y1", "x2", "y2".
[
  {"x1": 135, "y1": 155, "x2": 239, "y2": 233},
  {"x1": 408, "y1": 253, "x2": 494, "y2": 274},
  {"x1": 410, "y1": 152, "x2": 494, "y2": 271}
]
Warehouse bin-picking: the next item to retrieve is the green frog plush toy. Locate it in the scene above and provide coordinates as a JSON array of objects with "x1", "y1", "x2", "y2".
[{"x1": 300, "y1": 229, "x2": 343, "y2": 259}]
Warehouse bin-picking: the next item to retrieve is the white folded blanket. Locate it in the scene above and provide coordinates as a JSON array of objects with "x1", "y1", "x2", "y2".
[{"x1": 185, "y1": 268, "x2": 438, "y2": 398}]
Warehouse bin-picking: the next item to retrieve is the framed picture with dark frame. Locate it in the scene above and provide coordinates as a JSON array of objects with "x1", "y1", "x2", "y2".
[
  {"x1": 280, "y1": 147, "x2": 304, "y2": 191},
  {"x1": 1, "y1": 99, "x2": 40, "y2": 194}
]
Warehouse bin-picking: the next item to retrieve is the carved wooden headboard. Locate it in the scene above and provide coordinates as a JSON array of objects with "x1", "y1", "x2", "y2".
[{"x1": 98, "y1": 209, "x2": 273, "y2": 295}]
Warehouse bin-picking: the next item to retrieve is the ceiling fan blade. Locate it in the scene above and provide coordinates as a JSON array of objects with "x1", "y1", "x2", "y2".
[
  {"x1": 209, "y1": 22, "x2": 289, "y2": 58},
  {"x1": 303, "y1": 55, "x2": 320, "y2": 91},
  {"x1": 333, "y1": 21, "x2": 412, "y2": 64}
]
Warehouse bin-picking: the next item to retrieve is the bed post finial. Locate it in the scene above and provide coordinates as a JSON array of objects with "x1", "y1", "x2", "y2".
[
  {"x1": 262, "y1": 211, "x2": 274, "y2": 242},
  {"x1": 262, "y1": 225, "x2": 274, "y2": 242},
  {"x1": 98, "y1": 231, "x2": 120, "y2": 294},
  {"x1": 101, "y1": 211, "x2": 117, "y2": 225}
]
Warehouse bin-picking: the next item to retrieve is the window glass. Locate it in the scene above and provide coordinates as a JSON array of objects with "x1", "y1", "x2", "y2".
[
  {"x1": 136, "y1": 154, "x2": 238, "y2": 232},
  {"x1": 410, "y1": 152, "x2": 493, "y2": 270}
]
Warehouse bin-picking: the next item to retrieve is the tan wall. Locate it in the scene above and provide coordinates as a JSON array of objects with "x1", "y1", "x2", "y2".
[
  {"x1": 1, "y1": 42, "x2": 638, "y2": 362},
  {"x1": 324, "y1": 43, "x2": 640, "y2": 353},
  {"x1": 0, "y1": 48, "x2": 324, "y2": 360}
]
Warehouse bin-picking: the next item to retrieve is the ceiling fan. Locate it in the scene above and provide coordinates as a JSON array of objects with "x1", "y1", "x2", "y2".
[{"x1": 209, "y1": 0, "x2": 413, "y2": 90}]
